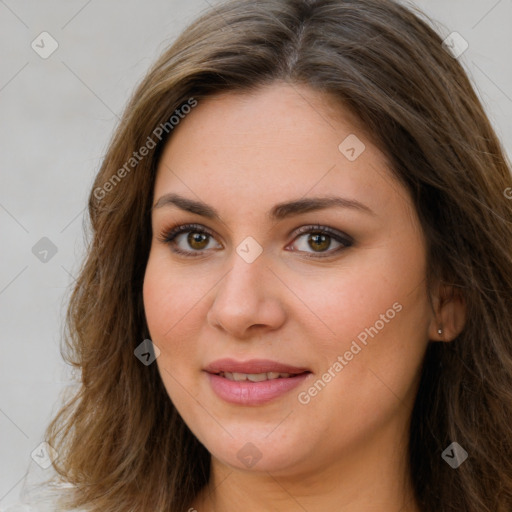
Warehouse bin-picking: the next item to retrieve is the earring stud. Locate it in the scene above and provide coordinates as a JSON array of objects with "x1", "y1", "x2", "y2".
[{"x1": 438, "y1": 328, "x2": 443, "y2": 335}]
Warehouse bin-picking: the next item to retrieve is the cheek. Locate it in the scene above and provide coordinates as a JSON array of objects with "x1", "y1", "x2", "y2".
[
  {"x1": 299, "y1": 237, "x2": 431, "y2": 401},
  {"x1": 143, "y1": 254, "x2": 186, "y2": 359},
  {"x1": 143, "y1": 249, "x2": 198, "y2": 338},
  {"x1": 142, "y1": 251, "x2": 209, "y2": 390},
  {"x1": 296, "y1": 244, "x2": 428, "y2": 353},
  {"x1": 143, "y1": 257, "x2": 170, "y2": 341}
]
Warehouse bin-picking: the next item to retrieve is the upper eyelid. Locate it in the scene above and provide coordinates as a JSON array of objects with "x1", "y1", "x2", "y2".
[{"x1": 162, "y1": 222, "x2": 352, "y2": 248}]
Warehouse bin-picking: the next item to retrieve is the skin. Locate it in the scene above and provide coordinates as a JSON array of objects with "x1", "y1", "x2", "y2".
[{"x1": 143, "y1": 82, "x2": 463, "y2": 511}]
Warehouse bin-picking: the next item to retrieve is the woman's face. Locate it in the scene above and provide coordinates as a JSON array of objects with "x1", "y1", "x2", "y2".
[{"x1": 143, "y1": 82, "x2": 435, "y2": 476}]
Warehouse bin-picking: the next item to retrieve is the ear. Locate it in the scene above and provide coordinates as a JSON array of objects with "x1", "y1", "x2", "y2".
[{"x1": 428, "y1": 284, "x2": 467, "y2": 342}]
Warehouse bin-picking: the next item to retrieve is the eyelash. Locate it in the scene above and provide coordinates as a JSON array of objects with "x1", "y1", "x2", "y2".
[{"x1": 156, "y1": 223, "x2": 354, "y2": 259}]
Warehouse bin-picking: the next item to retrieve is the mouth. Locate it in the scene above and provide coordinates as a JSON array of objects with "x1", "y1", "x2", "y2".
[
  {"x1": 203, "y1": 358, "x2": 312, "y2": 405},
  {"x1": 203, "y1": 357, "x2": 310, "y2": 375},
  {"x1": 215, "y1": 371, "x2": 308, "y2": 382}
]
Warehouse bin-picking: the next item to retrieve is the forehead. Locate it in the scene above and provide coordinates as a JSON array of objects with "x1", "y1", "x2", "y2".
[{"x1": 152, "y1": 83, "x2": 409, "y2": 221}]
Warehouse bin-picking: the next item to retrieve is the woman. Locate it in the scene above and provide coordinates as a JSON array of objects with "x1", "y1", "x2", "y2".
[{"x1": 18, "y1": 0, "x2": 512, "y2": 511}]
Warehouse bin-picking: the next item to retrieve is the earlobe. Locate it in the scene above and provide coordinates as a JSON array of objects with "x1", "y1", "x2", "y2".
[{"x1": 428, "y1": 285, "x2": 467, "y2": 342}]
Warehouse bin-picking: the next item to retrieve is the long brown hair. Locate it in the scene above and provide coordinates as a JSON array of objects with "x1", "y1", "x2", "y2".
[{"x1": 43, "y1": 0, "x2": 512, "y2": 510}]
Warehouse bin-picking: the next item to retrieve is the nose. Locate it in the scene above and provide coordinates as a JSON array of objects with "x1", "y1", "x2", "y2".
[{"x1": 206, "y1": 249, "x2": 287, "y2": 339}]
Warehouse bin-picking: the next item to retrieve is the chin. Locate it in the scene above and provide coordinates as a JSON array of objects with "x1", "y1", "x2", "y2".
[{"x1": 201, "y1": 429, "x2": 307, "y2": 474}]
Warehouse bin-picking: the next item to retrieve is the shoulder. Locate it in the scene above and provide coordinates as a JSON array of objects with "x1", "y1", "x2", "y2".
[
  {"x1": 0, "y1": 505, "x2": 36, "y2": 512},
  {"x1": 0, "y1": 492, "x2": 88, "y2": 512},
  {"x1": 1, "y1": 461, "x2": 86, "y2": 512}
]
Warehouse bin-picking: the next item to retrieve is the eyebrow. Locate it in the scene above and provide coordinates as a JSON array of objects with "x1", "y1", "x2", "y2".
[
  {"x1": 152, "y1": 193, "x2": 375, "y2": 220},
  {"x1": 151, "y1": 193, "x2": 376, "y2": 221}
]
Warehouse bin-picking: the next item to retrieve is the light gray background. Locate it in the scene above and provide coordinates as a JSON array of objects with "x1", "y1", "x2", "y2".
[{"x1": 1, "y1": 0, "x2": 511, "y2": 507}]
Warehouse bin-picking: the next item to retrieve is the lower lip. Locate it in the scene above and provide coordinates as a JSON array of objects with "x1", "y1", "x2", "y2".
[{"x1": 206, "y1": 372, "x2": 310, "y2": 406}]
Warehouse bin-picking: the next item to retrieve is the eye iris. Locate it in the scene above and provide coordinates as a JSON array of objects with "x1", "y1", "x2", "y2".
[
  {"x1": 308, "y1": 233, "x2": 330, "y2": 252},
  {"x1": 188, "y1": 232, "x2": 209, "y2": 250}
]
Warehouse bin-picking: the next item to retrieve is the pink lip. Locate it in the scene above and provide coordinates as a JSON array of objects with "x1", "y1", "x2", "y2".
[
  {"x1": 203, "y1": 358, "x2": 311, "y2": 406},
  {"x1": 206, "y1": 372, "x2": 310, "y2": 405},
  {"x1": 203, "y1": 358, "x2": 309, "y2": 375}
]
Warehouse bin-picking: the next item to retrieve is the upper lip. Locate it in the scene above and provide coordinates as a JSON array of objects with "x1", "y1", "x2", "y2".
[{"x1": 204, "y1": 358, "x2": 310, "y2": 375}]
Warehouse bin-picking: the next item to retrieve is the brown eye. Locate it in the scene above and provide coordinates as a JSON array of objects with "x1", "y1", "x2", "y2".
[
  {"x1": 159, "y1": 223, "x2": 222, "y2": 257},
  {"x1": 288, "y1": 225, "x2": 353, "y2": 258},
  {"x1": 187, "y1": 232, "x2": 210, "y2": 250},
  {"x1": 159, "y1": 223, "x2": 352, "y2": 259},
  {"x1": 307, "y1": 233, "x2": 332, "y2": 252}
]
